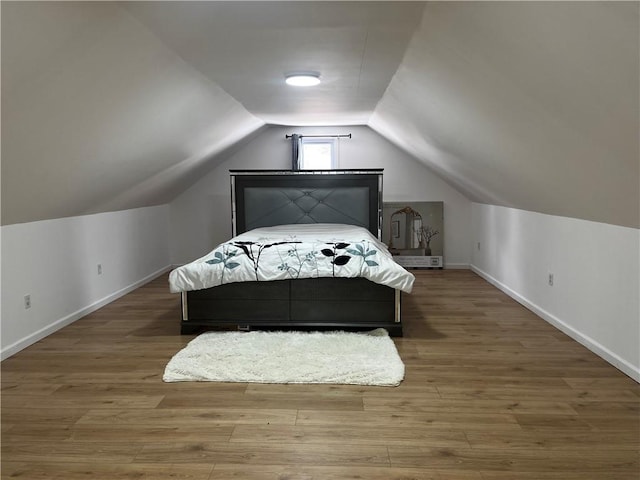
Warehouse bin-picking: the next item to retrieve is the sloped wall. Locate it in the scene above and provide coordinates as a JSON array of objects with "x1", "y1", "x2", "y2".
[
  {"x1": 1, "y1": 1, "x2": 263, "y2": 226},
  {"x1": 372, "y1": 2, "x2": 639, "y2": 228},
  {"x1": 169, "y1": 125, "x2": 472, "y2": 267}
]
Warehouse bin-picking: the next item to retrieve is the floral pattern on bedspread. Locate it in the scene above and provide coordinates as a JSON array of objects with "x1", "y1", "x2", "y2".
[{"x1": 169, "y1": 224, "x2": 415, "y2": 294}]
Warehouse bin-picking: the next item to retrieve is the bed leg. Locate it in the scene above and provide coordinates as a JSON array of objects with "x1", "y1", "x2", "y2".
[
  {"x1": 388, "y1": 325, "x2": 403, "y2": 337},
  {"x1": 181, "y1": 324, "x2": 200, "y2": 335}
]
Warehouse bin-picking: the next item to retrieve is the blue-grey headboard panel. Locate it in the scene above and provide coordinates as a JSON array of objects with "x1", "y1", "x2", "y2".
[
  {"x1": 230, "y1": 170, "x2": 383, "y2": 238},
  {"x1": 243, "y1": 187, "x2": 369, "y2": 230}
]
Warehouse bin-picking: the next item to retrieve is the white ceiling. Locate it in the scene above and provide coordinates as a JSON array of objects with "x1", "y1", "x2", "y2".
[
  {"x1": 122, "y1": 1, "x2": 425, "y2": 126},
  {"x1": 1, "y1": 1, "x2": 638, "y2": 228}
]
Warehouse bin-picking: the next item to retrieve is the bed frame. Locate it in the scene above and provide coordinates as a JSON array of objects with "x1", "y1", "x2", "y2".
[{"x1": 180, "y1": 169, "x2": 403, "y2": 336}]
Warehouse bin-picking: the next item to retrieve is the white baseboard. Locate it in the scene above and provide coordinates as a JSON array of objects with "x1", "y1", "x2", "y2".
[
  {"x1": 1, "y1": 265, "x2": 173, "y2": 361},
  {"x1": 471, "y1": 265, "x2": 640, "y2": 383}
]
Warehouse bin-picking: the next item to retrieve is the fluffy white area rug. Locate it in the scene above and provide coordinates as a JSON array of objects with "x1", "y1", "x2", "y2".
[{"x1": 163, "y1": 328, "x2": 404, "y2": 386}]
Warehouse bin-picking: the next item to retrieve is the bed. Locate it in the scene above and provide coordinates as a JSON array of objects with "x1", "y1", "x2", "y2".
[{"x1": 169, "y1": 169, "x2": 414, "y2": 336}]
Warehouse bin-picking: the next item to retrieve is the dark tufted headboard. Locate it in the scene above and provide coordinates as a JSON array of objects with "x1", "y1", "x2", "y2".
[{"x1": 230, "y1": 170, "x2": 383, "y2": 238}]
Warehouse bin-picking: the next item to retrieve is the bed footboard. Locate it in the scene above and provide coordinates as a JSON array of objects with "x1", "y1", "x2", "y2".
[{"x1": 180, "y1": 278, "x2": 402, "y2": 336}]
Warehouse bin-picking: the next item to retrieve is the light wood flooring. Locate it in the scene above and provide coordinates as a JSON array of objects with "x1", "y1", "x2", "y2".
[{"x1": 2, "y1": 270, "x2": 639, "y2": 479}]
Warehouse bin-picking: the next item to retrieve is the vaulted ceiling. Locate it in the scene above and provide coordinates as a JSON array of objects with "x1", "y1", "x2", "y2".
[
  {"x1": 2, "y1": 1, "x2": 638, "y2": 228},
  {"x1": 123, "y1": 1, "x2": 425, "y2": 126}
]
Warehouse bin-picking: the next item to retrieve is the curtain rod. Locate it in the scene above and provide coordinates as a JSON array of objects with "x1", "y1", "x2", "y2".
[{"x1": 285, "y1": 134, "x2": 351, "y2": 139}]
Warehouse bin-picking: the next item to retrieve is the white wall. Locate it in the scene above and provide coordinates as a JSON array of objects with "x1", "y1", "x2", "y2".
[
  {"x1": 169, "y1": 125, "x2": 472, "y2": 267},
  {"x1": 1, "y1": 205, "x2": 172, "y2": 359},
  {"x1": 471, "y1": 203, "x2": 640, "y2": 381}
]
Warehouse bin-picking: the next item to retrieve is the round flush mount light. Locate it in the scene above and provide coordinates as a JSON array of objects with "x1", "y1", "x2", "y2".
[{"x1": 285, "y1": 72, "x2": 321, "y2": 87}]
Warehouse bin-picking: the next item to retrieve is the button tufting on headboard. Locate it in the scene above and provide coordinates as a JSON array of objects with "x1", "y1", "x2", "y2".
[
  {"x1": 231, "y1": 170, "x2": 383, "y2": 237},
  {"x1": 243, "y1": 187, "x2": 370, "y2": 231}
]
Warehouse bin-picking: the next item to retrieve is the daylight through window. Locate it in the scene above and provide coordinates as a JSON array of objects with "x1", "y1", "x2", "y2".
[{"x1": 300, "y1": 138, "x2": 337, "y2": 170}]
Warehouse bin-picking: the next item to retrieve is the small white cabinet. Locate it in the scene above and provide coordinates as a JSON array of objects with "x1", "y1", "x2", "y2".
[{"x1": 393, "y1": 255, "x2": 443, "y2": 269}]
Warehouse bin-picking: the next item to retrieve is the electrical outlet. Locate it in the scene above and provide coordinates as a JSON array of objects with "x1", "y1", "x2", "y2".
[
  {"x1": 548, "y1": 273, "x2": 554, "y2": 286},
  {"x1": 24, "y1": 294, "x2": 31, "y2": 309},
  {"x1": 97, "y1": 264, "x2": 102, "y2": 275}
]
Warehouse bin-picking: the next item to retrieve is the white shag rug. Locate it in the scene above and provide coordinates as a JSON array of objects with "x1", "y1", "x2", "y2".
[{"x1": 163, "y1": 328, "x2": 404, "y2": 386}]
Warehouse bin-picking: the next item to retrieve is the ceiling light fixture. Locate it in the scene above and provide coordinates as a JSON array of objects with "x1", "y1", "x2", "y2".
[{"x1": 285, "y1": 72, "x2": 321, "y2": 87}]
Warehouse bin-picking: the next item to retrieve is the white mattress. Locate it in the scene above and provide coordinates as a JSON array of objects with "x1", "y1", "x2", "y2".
[{"x1": 169, "y1": 223, "x2": 415, "y2": 294}]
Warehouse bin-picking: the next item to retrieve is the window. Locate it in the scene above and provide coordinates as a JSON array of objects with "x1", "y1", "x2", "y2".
[{"x1": 300, "y1": 138, "x2": 337, "y2": 170}]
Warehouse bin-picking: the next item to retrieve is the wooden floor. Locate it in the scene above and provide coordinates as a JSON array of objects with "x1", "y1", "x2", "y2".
[{"x1": 2, "y1": 270, "x2": 639, "y2": 479}]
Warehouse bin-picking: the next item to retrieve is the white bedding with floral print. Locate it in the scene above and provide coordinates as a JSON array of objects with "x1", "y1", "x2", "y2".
[{"x1": 169, "y1": 224, "x2": 415, "y2": 294}]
